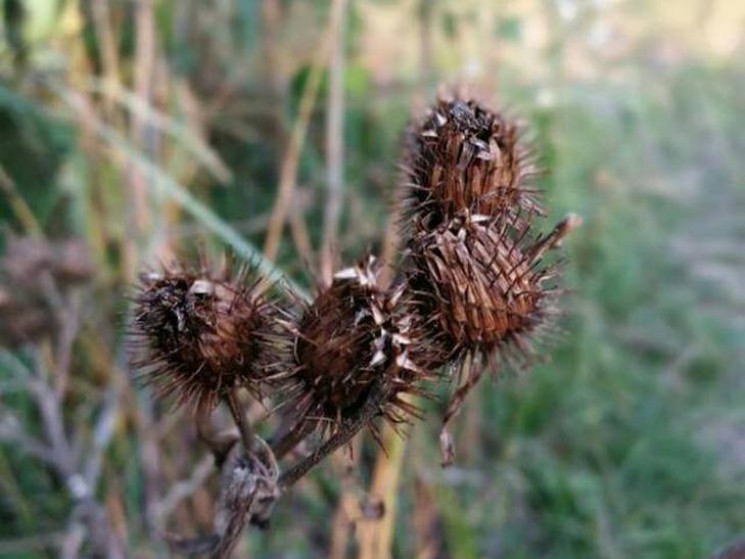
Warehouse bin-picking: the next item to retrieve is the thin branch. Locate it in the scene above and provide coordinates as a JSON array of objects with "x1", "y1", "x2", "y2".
[
  {"x1": 224, "y1": 390, "x2": 256, "y2": 455},
  {"x1": 28, "y1": 373, "x2": 75, "y2": 477},
  {"x1": 60, "y1": 519, "x2": 85, "y2": 559},
  {"x1": 0, "y1": 164, "x2": 43, "y2": 237},
  {"x1": 279, "y1": 380, "x2": 386, "y2": 489},
  {"x1": 154, "y1": 454, "x2": 215, "y2": 527},
  {"x1": 263, "y1": 2, "x2": 342, "y2": 262},
  {"x1": 321, "y1": 0, "x2": 347, "y2": 282},
  {"x1": 53, "y1": 291, "x2": 83, "y2": 398},
  {"x1": 83, "y1": 379, "x2": 122, "y2": 487},
  {"x1": 3, "y1": 349, "x2": 124, "y2": 558}
]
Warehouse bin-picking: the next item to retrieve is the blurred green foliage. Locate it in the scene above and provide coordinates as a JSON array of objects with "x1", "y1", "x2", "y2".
[{"x1": 0, "y1": 1, "x2": 743, "y2": 558}]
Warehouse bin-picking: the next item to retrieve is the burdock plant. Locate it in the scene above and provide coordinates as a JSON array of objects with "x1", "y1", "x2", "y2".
[
  {"x1": 399, "y1": 93, "x2": 581, "y2": 462},
  {"x1": 280, "y1": 256, "x2": 436, "y2": 450},
  {"x1": 130, "y1": 260, "x2": 290, "y2": 453},
  {"x1": 128, "y1": 92, "x2": 579, "y2": 555}
]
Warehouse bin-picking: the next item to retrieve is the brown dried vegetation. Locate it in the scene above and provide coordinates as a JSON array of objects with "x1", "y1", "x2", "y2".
[
  {"x1": 401, "y1": 96, "x2": 543, "y2": 231},
  {"x1": 130, "y1": 262, "x2": 290, "y2": 412},
  {"x1": 402, "y1": 94, "x2": 579, "y2": 375},
  {"x1": 122, "y1": 93, "x2": 577, "y2": 553},
  {"x1": 286, "y1": 256, "x2": 437, "y2": 438}
]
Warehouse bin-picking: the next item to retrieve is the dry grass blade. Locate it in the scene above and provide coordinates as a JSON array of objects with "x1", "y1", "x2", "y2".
[
  {"x1": 321, "y1": 0, "x2": 348, "y2": 282},
  {"x1": 263, "y1": 0, "x2": 346, "y2": 263},
  {"x1": 356, "y1": 415, "x2": 410, "y2": 559},
  {"x1": 0, "y1": 164, "x2": 43, "y2": 237},
  {"x1": 126, "y1": 0, "x2": 156, "y2": 253},
  {"x1": 47, "y1": 80, "x2": 310, "y2": 300},
  {"x1": 87, "y1": 78, "x2": 232, "y2": 183}
]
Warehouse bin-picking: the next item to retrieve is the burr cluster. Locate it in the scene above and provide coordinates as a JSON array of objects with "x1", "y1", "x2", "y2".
[{"x1": 128, "y1": 92, "x2": 579, "y2": 468}]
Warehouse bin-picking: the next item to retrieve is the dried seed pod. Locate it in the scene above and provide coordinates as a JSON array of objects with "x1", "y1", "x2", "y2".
[
  {"x1": 407, "y1": 213, "x2": 582, "y2": 370},
  {"x1": 129, "y1": 262, "x2": 290, "y2": 411},
  {"x1": 406, "y1": 212, "x2": 580, "y2": 463},
  {"x1": 399, "y1": 93, "x2": 580, "y2": 464},
  {"x1": 288, "y1": 256, "x2": 434, "y2": 436},
  {"x1": 401, "y1": 95, "x2": 543, "y2": 231}
]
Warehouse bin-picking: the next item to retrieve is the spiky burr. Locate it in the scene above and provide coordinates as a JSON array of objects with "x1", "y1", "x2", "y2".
[
  {"x1": 286, "y1": 255, "x2": 436, "y2": 438},
  {"x1": 401, "y1": 95, "x2": 543, "y2": 233},
  {"x1": 129, "y1": 262, "x2": 290, "y2": 412},
  {"x1": 399, "y1": 93, "x2": 581, "y2": 463},
  {"x1": 407, "y1": 212, "x2": 581, "y2": 369}
]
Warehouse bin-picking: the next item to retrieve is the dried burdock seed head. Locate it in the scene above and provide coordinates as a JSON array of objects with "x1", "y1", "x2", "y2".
[
  {"x1": 407, "y1": 212, "x2": 582, "y2": 371},
  {"x1": 129, "y1": 261, "x2": 290, "y2": 411},
  {"x1": 406, "y1": 212, "x2": 581, "y2": 464},
  {"x1": 401, "y1": 94, "x2": 543, "y2": 232},
  {"x1": 288, "y1": 255, "x2": 433, "y2": 436}
]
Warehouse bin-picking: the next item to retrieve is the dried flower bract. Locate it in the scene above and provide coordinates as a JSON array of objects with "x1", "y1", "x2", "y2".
[
  {"x1": 288, "y1": 256, "x2": 433, "y2": 437},
  {"x1": 399, "y1": 93, "x2": 581, "y2": 452},
  {"x1": 402, "y1": 95, "x2": 543, "y2": 232},
  {"x1": 130, "y1": 262, "x2": 289, "y2": 411},
  {"x1": 407, "y1": 213, "x2": 581, "y2": 369}
]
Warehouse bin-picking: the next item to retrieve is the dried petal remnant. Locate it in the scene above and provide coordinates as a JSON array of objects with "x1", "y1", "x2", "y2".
[{"x1": 130, "y1": 264, "x2": 288, "y2": 411}]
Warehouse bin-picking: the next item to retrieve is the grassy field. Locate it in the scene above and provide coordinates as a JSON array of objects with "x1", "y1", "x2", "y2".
[{"x1": 0, "y1": 1, "x2": 743, "y2": 558}]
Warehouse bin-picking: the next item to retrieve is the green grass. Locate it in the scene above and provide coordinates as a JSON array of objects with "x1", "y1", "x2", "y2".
[{"x1": 0, "y1": 2, "x2": 743, "y2": 558}]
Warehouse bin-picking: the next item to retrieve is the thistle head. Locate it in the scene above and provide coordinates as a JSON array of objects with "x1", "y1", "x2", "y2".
[
  {"x1": 401, "y1": 94, "x2": 543, "y2": 232},
  {"x1": 288, "y1": 255, "x2": 435, "y2": 435},
  {"x1": 129, "y1": 261, "x2": 290, "y2": 411},
  {"x1": 406, "y1": 213, "x2": 581, "y2": 371}
]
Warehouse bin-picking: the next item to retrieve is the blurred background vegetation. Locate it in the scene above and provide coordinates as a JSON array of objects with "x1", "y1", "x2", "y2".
[{"x1": 0, "y1": 0, "x2": 743, "y2": 558}]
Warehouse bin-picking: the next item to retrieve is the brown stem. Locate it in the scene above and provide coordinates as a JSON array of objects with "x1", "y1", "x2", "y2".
[
  {"x1": 263, "y1": 13, "x2": 330, "y2": 262},
  {"x1": 209, "y1": 491, "x2": 255, "y2": 559},
  {"x1": 279, "y1": 381, "x2": 386, "y2": 489},
  {"x1": 195, "y1": 402, "x2": 238, "y2": 466},
  {"x1": 440, "y1": 357, "x2": 486, "y2": 467},
  {"x1": 223, "y1": 390, "x2": 255, "y2": 455},
  {"x1": 270, "y1": 420, "x2": 316, "y2": 460}
]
